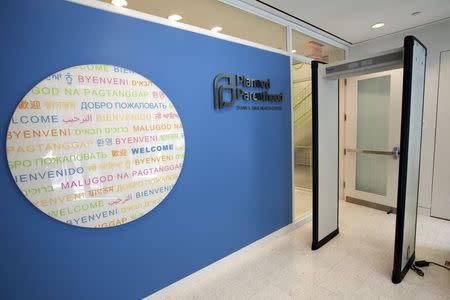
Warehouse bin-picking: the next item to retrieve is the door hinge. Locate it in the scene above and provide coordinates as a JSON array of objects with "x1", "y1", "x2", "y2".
[
  {"x1": 344, "y1": 78, "x2": 347, "y2": 86},
  {"x1": 343, "y1": 181, "x2": 346, "y2": 189},
  {"x1": 344, "y1": 113, "x2": 347, "y2": 121}
]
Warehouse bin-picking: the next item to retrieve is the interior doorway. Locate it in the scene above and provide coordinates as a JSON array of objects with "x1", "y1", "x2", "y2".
[
  {"x1": 292, "y1": 59, "x2": 312, "y2": 221},
  {"x1": 311, "y1": 37, "x2": 427, "y2": 283},
  {"x1": 334, "y1": 69, "x2": 404, "y2": 283}
]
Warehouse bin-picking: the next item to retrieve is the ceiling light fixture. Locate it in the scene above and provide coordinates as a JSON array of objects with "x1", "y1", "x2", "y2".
[
  {"x1": 211, "y1": 26, "x2": 223, "y2": 33},
  {"x1": 111, "y1": 0, "x2": 127, "y2": 7},
  {"x1": 168, "y1": 14, "x2": 183, "y2": 22},
  {"x1": 292, "y1": 49, "x2": 297, "y2": 53},
  {"x1": 371, "y1": 22, "x2": 385, "y2": 29}
]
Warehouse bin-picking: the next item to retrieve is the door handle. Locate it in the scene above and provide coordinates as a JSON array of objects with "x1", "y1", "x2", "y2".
[{"x1": 345, "y1": 146, "x2": 400, "y2": 159}]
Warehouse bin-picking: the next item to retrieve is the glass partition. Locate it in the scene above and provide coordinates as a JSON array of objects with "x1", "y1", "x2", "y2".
[
  {"x1": 292, "y1": 30, "x2": 345, "y2": 63},
  {"x1": 293, "y1": 60, "x2": 312, "y2": 220},
  {"x1": 100, "y1": 0, "x2": 287, "y2": 50}
]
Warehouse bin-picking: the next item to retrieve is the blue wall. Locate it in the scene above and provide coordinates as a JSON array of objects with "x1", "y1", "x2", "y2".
[{"x1": 0, "y1": 1, "x2": 291, "y2": 299}]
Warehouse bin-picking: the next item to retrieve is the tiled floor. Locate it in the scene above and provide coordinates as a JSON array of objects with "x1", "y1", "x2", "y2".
[{"x1": 146, "y1": 201, "x2": 450, "y2": 299}]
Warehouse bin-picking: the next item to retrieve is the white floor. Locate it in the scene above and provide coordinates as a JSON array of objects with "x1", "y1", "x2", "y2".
[{"x1": 146, "y1": 201, "x2": 450, "y2": 299}]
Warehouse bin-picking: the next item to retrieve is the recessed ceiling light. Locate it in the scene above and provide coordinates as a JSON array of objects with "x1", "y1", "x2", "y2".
[
  {"x1": 211, "y1": 26, "x2": 223, "y2": 33},
  {"x1": 371, "y1": 22, "x2": 385, "y2": 29},
  {"x1": 292, "y1": 49, "x2": 297, "y2": 53},
  {"x1": 412, "y1": 11, "x2": 421, "y2": 16},
  {"x1": 168, "y1": 14, "x2": 182, "y2": 22},
  {"x1": 111, "y1": 0, "x2": 127, "y2": 7}
]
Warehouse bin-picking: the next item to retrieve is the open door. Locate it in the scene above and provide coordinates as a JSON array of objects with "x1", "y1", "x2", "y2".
[
  {"x1": 392, "y1": 36, "x2": 427, "y2": 284},
  {"x1": 311, "y1": 61, "x2": 339, "y2": 250}
]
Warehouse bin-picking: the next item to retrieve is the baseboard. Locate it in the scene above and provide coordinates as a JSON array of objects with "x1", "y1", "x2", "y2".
[
  {"x1": 417, "y1": 206, "x2": 430, "y2": 216},
  {"x1": 145, "y1": 213, "x2": 312, "y2": 299}
]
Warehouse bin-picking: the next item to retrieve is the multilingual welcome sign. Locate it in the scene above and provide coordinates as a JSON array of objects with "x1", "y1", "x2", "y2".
[{"x1": 6, "y1": 64, "x2": 185, "y2": 228}]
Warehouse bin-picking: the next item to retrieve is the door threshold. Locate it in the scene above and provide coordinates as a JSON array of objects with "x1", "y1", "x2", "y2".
[{"x1": 346, "y1": 196, "x2": 396, "y2": 214}]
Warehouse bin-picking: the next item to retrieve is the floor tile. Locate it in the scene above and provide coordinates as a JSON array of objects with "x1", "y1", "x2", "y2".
[{"x1": 146, "y1": 201, "x2": 450, "y2": 300}]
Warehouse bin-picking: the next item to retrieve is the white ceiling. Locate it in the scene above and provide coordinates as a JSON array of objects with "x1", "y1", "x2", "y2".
[{"x1": 251, "y1": 0, "x2": 450, "y2": 44}]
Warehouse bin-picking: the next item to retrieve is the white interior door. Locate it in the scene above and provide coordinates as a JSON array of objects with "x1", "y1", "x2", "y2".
[{"x1": 344, "y1": 69, "x2": 403, "y2": 208}]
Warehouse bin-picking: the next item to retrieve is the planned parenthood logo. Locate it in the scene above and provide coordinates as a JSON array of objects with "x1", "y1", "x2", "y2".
[{"x1": 213, "y1": 73, "x2": 283, "y2": 109}]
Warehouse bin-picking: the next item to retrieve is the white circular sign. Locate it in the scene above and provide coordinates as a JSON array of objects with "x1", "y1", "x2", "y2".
[{"x1": 7, "y1": 64, "x2": 185, "y2": 228}]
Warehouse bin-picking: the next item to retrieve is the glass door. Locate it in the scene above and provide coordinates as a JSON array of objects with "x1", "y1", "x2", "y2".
[
  {"x1": 344, "y1": 69, "x2": 403, "y2": 209},
  {"x1": 292, "y1": 60, "x2": 312, "y2": 220}
]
